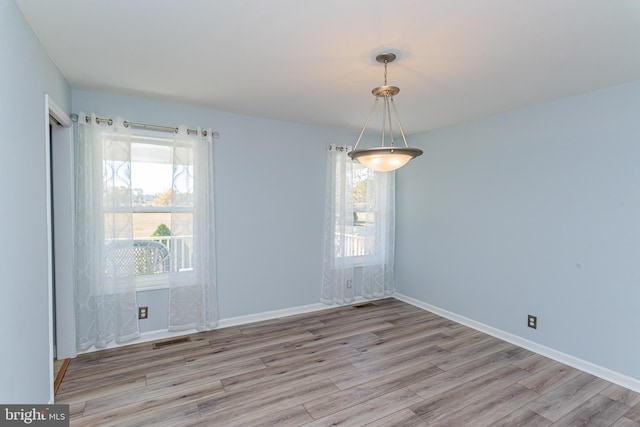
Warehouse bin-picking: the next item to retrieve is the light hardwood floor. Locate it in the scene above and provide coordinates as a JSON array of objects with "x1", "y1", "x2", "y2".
[{"x1": 57, "y1": 298, "x2": 640, "y2": 426}]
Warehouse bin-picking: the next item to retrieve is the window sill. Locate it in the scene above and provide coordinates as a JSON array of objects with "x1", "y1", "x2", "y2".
[
  {"x1": 335, "y1": 255, "x2": 382, "y2": 266},
  {"x1": 136, "y1": 283, "x2": 169, "y2": 292}
]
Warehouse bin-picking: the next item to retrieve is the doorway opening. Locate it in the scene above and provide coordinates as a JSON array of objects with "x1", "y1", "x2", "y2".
[{"x1": 47, "y1": 96, "x2": 75, "y2": 402}]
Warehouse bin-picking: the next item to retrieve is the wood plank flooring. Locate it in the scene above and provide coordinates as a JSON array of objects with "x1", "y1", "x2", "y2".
[{"x1": 56, "y1": 298, "x2": 640, "y2": 426}]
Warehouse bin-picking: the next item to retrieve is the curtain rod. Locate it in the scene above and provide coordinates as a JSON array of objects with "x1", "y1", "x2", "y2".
[
  {"x1": 71, "y1": 114, "x2": 220, "y2": 139},
  {"x1": 329, "y1": 145, "x2": 350, "y2": 151}
]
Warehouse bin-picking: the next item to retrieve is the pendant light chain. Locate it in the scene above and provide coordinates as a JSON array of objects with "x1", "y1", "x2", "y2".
[{"x1": 384, "y1": 60, "x2": 389, "y2": 86}]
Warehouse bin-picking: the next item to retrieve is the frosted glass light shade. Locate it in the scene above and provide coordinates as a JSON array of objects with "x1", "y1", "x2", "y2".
[{"x1": 348, "y1": 147, "x2": 423, "y2": 172}]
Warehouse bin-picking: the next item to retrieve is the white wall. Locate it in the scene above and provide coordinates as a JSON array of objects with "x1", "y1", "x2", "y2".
[
  {"x1": 0, "y1": 1, "x2": 71, "y2": 403},
  {"x1": 396, "y1": 79, "x2": 640, "y2": 382},
  {"x1": 72, "y1": 89, "x2": 359, "y2": 331}
]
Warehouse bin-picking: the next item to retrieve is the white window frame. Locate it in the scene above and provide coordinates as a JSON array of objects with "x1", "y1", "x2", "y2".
[
  {"x1": 335, "y1": 164, "x2": 384, "y2": 267},
  {"x1": 103, "y1": 130, "x2": 195, "y2": 291}
]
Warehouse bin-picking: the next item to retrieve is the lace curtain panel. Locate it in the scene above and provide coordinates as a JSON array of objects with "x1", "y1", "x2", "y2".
[
  {"x1": 75, "y1": 114, "x2": 139, "y2": 350},
  {"x1": 74, "y1": 114, "x2": 218, "y2": 351},
  {"x1": 168, "y1": 126, "x2": 218, "y2": 331},
  {"x1": 321, "y1": 144, "x2": 395, "y2": 305}
]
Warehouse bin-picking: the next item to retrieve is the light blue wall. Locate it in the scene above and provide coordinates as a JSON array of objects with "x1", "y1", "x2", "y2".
[
  {"x1": 0, "y1": 1, "x2": 71, "y2": 403},
  {"x1": 10, "y1": 0, "x2": 639, "y2": 393},
  {"x1": 396, "y1": 79, "x2": 640, "y2": 380},
  {"x1": 72, "y1": 89, "x2": 359, "y2": 326}
]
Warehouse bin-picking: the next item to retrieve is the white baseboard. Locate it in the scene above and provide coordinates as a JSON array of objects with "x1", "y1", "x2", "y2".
[
  {"x1": 216, "y1": 301, "x2": 331, "y2": 329},
  {"x1": 394, "y1": 293, "x2": 640, "y2": 393},
  {"x1": 78, "y1": 296, "x2": 379, "y2": 354}
]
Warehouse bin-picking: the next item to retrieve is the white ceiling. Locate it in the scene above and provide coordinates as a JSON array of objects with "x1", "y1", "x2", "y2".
[{"x1": 15, "y1": 0, "x2": 640, "y2": 134}]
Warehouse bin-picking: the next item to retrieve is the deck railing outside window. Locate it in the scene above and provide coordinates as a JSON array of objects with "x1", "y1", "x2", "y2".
[{"x1": 107, "y1": 235, "x2": 193, "y2": 276}]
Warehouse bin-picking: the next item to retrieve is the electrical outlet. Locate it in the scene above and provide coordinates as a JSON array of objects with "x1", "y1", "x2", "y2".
[
  {"x1": 139, "y1": 306, "x2": 148, "y2": 320},
  {"x1": 527, "y1": 314, "x2": 537, "y2": 329},
  {"x1": 346, "y1": 280, "x2": 352, "y2": 289}
]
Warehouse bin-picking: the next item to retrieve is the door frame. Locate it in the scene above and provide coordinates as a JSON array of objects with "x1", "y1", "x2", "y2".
[{"x1": 45, "y1": 95, "x2": 75, "y2": 403}]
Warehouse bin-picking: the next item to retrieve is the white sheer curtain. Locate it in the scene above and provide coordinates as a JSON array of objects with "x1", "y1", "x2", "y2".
[
  {"x1": 168, "y1": 126, "x2": 218, "y2": 331},
  {"x1": 75, "y1": 113, "x2": 140, "y2": 350},
  {"x1": 321, "y1": 144, "x2": 395, "y2": 305},
  {"x1": 74, "y1": 116, "x2": 218, "y2": 350}
]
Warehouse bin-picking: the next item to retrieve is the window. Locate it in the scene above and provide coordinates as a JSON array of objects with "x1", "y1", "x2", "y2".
[
  {"x1": 76, "y1": 114, "x2": 217, "y2": 346},
  {"x1": 340, "y1": 163, "x2": 378, "y2": 262},
  {"x1": 325, "y1": 148, "x2": 394, "y2": 266},
  {"x1": 321, "y1": 144, "x2": 395, "y2": 304},
  {"x1": 103, "y1": 131, "x2": 194, "y2": 289}
]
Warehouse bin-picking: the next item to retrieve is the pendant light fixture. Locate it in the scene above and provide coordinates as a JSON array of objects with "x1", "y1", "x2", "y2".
[{"x1": 348, "y1": 53, "x2": 423, "y2": 172}]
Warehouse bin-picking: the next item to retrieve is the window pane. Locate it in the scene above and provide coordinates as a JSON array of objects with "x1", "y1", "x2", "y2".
[
  {"x1": 104, "y1": 212, "x2": 132, "y2": 240},
  {"x1": 172, "y1": 145, "x2": 194, "y2": 207},
  {"x1": 104, "y1": 239, "x2": 170, "y2": 278},
  {"x1": 336, "y1": 163, "x2": 378, "y2": 260},
  {"x1": 131, "y1": 142, "x2": 173, "y2": 207},
  {"x1": 169, "y1": 212, "x2": 193, "y2": 237},
  {"x1": 133, "y1": 213, "x2": 173, "y2": 239},
  {"x1": 103, "y1": 160, "x2": 131, "y2": 208},
  {"x1": 103, "y1": 137, "x2": 196, "y2": 278}
]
